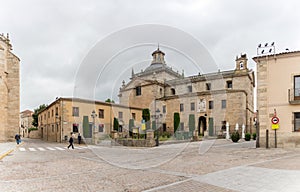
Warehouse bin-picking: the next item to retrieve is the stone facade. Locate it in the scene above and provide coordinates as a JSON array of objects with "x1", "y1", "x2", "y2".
[
  {"x1": 20, "y1": 110, "x2": 34, "y2": 138},
  {"x1": 0, "y1": 34, "x2": 20, "y2": 141},
  {"x1": 38, "y1": 98, "x2": 143, "y2": 143},
  {"x1": 253, "y1": 51, "x2": 300, "y2": 147},
  {"x1": 119, "y1": 49, "x2": 255, "y2": 136}
]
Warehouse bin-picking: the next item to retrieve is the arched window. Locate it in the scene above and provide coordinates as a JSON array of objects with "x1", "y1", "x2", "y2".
[{"x1": 171, "y1": 88, "x2": 176, "y2": 95}]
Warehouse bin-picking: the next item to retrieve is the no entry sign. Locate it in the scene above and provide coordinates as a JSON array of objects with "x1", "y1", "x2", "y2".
[{"x1": 271, "y1": 116, "x2": 279, "y2": 124}]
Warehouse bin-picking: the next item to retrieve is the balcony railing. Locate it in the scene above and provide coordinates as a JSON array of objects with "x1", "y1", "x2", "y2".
[{"x1": 289, "y1": 89, "x2": 300, "y2": 104}]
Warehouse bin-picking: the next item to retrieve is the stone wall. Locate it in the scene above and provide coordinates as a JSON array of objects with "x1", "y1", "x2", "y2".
[{"x1": 0, "y1": 34, "x2": 20, "y2": 141}]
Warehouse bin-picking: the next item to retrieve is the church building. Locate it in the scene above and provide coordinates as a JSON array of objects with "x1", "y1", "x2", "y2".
[
  {"x1": 118, "y1": 48, "x2": 255, "y2": 136},
  {"x1": 0, "y1": 33, "x2": 20, "y2": 141}
]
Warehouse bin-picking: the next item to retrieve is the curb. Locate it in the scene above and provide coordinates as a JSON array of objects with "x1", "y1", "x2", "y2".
[
  {"x1": 0, "y1": 149, "x2": 14, "y2": 160},
  {"x1": 0, "y1": 142, "x2": 24, "y2": 160}
]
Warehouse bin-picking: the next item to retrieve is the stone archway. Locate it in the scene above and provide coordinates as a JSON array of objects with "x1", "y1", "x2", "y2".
[{"x1": 198, "y1": 116, "x2": 207, "y2": 136}]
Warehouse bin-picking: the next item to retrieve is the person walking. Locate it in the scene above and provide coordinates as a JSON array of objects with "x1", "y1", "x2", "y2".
[
  {"x1": 67, "y1": 133, "x2": 74, "y2": 149},
  {"x1": 15, "y1": 134, "x2": 21, "y2": 145},
  {"x1": 78, "y1": 133, "x2": 82, "y2": 145}
]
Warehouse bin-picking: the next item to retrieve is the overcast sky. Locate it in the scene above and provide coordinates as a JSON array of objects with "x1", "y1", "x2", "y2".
[{"x1": 1, "y1": 0, "x2": 300, "y2": 111}]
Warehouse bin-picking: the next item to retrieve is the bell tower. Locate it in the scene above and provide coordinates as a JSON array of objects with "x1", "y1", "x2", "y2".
[
  {"x1": 151, "y1": 46, "x2": 166, "y2": 65},
  {"x1": 235, "y1": 53, "x2": 248, "y2": 71}
]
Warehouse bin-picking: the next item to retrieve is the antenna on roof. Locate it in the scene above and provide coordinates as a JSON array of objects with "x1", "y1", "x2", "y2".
[{"x1": 257, "y1": 41, "x2": 275, "y2": 55}]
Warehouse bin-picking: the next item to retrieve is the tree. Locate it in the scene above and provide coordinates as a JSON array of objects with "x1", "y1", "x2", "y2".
[
  {"x1": 105, "y1": 98, "x2": 115, "y2": 103},
  {"x1": 142, "y1": 108, "x2": 151, "y2": 130},
  {"x1": 32, "y1": 104, "x2": 47, "y2": 127},
  {"x1": 173, "y1": 112, "x2": 180, "y2": 133},
  {"x1": 129, "y1": 119, "x2": 134, "y2": 137},
  {"x1": 113, "y1": 117, "x2": 119, "y2": 131},
  {"x1": 188, "y1": 114, "x2": 195, "y2": 133}
]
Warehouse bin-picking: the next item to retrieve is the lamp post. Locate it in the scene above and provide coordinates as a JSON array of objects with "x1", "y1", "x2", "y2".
[
  {"x1": 155, "y1": 108, "x2": 160, "y2": 146},
  {"x1": 91, "y1": 110, "x2": 97, "y2": 144}
]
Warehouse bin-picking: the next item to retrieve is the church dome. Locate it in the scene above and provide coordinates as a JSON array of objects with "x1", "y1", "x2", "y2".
[{"x1": 145, "y1": 47, "x2": 166, "y2": 71}]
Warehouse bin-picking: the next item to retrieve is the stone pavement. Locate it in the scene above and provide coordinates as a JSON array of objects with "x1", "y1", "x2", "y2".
[
  {"x1": 0, "y1": 140, "x2": 20, "y2": 160},
  {"x1": 2, "y1": 138, "x2": 300, "y2": 191}
]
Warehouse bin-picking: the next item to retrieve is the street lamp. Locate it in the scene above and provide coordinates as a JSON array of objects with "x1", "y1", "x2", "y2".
[
  {"x1": 155, "y1": 108, "x2": 160, "y2": 146},
  {"x1": 91, "y1": 110, "x2": 97, "y2": 144}
]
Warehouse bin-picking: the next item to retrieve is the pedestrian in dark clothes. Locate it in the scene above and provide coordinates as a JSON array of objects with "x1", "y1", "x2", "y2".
[
  {"x1": 15, "y1": 134, "x2": 21, "y2": 145},
  {"x1": 67, "y1": 133, "x2": 74, "y2": 149},
  {"x1": 78, "y1": 133, "x2": 82, "y2": 144}
]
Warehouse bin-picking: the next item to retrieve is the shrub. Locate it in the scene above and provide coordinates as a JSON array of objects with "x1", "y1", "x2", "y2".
[
  {"x1": 245, "y1": 133, "x2": 251, "y2": 141},
  {"x1": 252, "y1": 133, "x2": 257, "y2": 140},
  {"x1": 231, "y1": 131, "x2": 240, "y2": 142},
  {"x1": 28, "y1": 127, "x2": 38, "y2": 133},
  {"x1": 174, "y1": 113, "x2": 180, "y2": 133}
]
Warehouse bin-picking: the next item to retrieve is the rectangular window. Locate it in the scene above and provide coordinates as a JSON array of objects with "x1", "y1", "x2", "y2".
[
  {"x1": 98, "y1": 109, "x2": 104, "y2": 118},
  {"x1": 294, "y1": 76, "x2": 300, "y2": 99},
  {"x1": 55, "y1": 107, "x2": 58, "y2": 116},
  {"x1": 209, "y1": 101, "x2": 214, "y2": 109},
  {"x1": 136, "y1": 86, "x2": 142, "y2": 96},
  {"x1": 206, "y1": 83, "x2": 211, "y2": 91},
  {"x1": 294, "y1": 112, "x2": 300, "y2": 131},
  {"x1": 52, "y1": 109, "x2": 54, "y2": 117},
  {"x1": 180, "y1": 122, "x2": 184, "y2": 131},
  {"x1": 99, "y1": 124, "x2": 104, "y2": 132},
  {"x1": 132, "y1": 113, "x2": 136, "y2": 120},
  {"x1": 180, "y1": 103, "x2": 184, "y2": 112},
  {"x1": 52, "y1": 125, "x2": 54, "y2": 132},
  {"x1": 191, "y1": 102, "x2": 195, "y2": 111},
  {"x1": 162, "y1": 105, "x2": 166, "y2": 114},
  {"x1": 72, "y1": 107, "x2": 79, "y2": 117},
  {"x1": 227, "y1": 81, "x2": 233, "y2": 89},
  {"x1": 118, "y1": 112, "x2": 123, "y2": 119},
  {"x1": 48, "y1": 111, "x2": 50, "y2": 118},
  {"x1": 73, "y1": 124, "x2": 79, "y2": 133},
  {"x1": 188, "y1": 85, "x2": 192, "y2": 93},
  {"x1": 221, "y1": 100, "x2": 227, "y2": 109}
]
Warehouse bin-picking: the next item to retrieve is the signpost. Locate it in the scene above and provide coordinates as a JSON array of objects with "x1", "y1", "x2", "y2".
[{"x1": 271, "y1": 110, "x2": 279, "y2": 148}]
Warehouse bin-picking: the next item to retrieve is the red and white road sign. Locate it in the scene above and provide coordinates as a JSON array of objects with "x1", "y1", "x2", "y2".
[{"x1": 271, "y1": 116, "x2": 279, "y2": 124}]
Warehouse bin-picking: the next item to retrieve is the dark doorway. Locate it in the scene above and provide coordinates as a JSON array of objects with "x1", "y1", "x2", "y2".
[
  {"x1": 163, "y1": 123, "x2": 167, "y2": 132},
  {"x1": 198, "y1": 116, "x2": 207, "y2": 136}
]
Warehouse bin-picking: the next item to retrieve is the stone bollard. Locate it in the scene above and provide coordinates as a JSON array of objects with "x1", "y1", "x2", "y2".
[
  {"x1": 226, "y1": 122, "x2": 230, "y2": 139},
  {"x1": 235, "y1": 123, "x2": 239, "y2": 131},
  {"x1": 242, "y1": 124, "x2": 245, "y2": 139}
]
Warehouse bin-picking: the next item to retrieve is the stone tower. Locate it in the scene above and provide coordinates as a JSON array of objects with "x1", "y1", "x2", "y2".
[{"x1": 0, "y1": 33, "x2": 20, "y2": 141}]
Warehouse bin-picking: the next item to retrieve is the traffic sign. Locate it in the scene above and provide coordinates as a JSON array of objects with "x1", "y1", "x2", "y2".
[
  {"x1": 271, "y1": 116, "x2": 279, "y2": 124},
  {"x1": 272, "y1": 124, "x2": 279, "y2": 130}
]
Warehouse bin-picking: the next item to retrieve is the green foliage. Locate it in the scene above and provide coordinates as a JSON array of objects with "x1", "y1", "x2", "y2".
[
  {"x1": 188, "y1": 114, "x2": 195, "y2": 133},
  {"x1": 252, "y1": 133, "x2": 257, "y2": 140},
  {"x1": 129, "y1": 119, "x2": 134, "y2": 133},
  {"x1": 113, "y1": 117, "x2": 119, "y2": 131},
  {"x1": 245, "y1": 133, "x2": 251, "y2": 141},
  {"x1": 105, "y1": 98, "x2": 115, "y2": 103},
  {"x1": 32, "y1": 104, "x2": 47, "y2": 127},
  {"x1": 142, "y1": 108, "x2": 151, "y2": 130},
  {"x1": 231, "y1": 131, "x2": 240, "y2": 142},
  {"x1": 28, "y1": 127, "x2": 38, "y2": 133},
  {"x1": 161, "y1": 132, "x2": 171, "y2": 138},
  {"x1": 173, "y1": 112, "x2": 180, "y2": 133}
]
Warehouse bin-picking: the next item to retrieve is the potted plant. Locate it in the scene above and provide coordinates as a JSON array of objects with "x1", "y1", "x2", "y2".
[
  {"x1": 231, "y1": 131, "x2": 240, "y2": 142},
  {"x1": 245, "y1": 133, "x2": 251, "y2": 141}
]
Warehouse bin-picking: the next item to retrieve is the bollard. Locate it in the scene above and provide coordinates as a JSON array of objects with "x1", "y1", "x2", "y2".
[{"x1": 266, "y1": 129, "x2": 269, "y2": 149}]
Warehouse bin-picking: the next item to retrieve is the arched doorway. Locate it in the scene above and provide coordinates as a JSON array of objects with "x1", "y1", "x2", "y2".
[{"x1": 198, "y1": 116, "x2": 207, "y2": 136}]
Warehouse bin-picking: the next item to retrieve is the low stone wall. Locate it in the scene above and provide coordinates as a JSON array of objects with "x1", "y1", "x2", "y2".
[
  {"x1": 28, "y1": 130, "x2": 41, "y2": 139},
  {"x1": 113, "y1": 138, "x2": 156, "y2": 147}
]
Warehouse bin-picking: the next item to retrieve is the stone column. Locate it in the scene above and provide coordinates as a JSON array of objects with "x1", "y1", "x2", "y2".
[
  {"x1": 242, "y1": 124, "x2": 245, "y2": 139},
  {"x1": 226, "y1": 122, "x2": 230, "y2": 139}
]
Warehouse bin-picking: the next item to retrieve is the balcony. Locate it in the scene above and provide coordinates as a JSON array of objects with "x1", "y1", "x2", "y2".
[{"x1": 289, "y1": 89, "x2": 300, "y2": 104}]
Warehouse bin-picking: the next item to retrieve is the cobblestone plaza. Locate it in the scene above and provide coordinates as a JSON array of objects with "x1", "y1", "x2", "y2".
[{"x1": 1, "y1": 138, "x2": 300, "y2": 191}]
